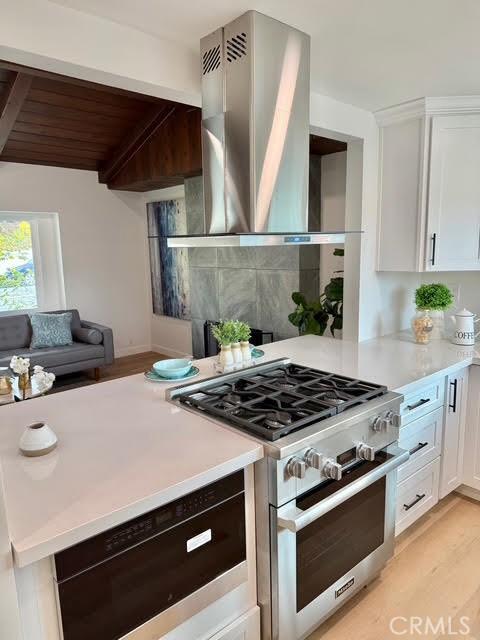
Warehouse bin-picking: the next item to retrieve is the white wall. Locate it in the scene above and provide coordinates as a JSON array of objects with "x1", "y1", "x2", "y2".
[
  {"x1": 144, "y1": 186, "x2": 193, "y2": 358},
  {"x1": 0, "y1": 163, "x2": 151, "y2": 356},
  {"x1": 320, "y1": 151, "x2": 346, "y2": 291}
]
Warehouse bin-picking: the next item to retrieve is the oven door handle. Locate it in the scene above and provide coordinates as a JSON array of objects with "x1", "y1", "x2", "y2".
[{"x1": 277, "y1": 446, "x2": 409, "y2": 533}]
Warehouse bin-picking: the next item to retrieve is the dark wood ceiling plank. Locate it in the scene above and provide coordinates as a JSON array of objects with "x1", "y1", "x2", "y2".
[
  {"x1": 32, "y1": 76, "x2": 161, "y2": 111},
  {"x1": 99, "y1": 104, "x2": 176, "y2": 184},
  {"x1": 0, "y1": 73, "x2": 33, "y2": 153},
  {"x1": 0, "y1": 59, "x2": 162, "y2": 104},
  {"x1": 8, "y1": 130, "x2": 110, "y2": 153},
  {"x1": 309, "y1": 134, "x2": 347, "y2": 156},
  {"x1": 13, "y1": 120, "x2": 120, "y2": 146},
  {"x1": 0, "y1": 149, "x2": 97, "y2": 170},
  {"x1": 28, "y1": 87, "x2": 147, "y2": 119},
  {"x1": 21, "y1": 99, "x2": 135, "y2": 126},
  {"x1": 5, "y1": 139, "x2": 102, "y2": 160}
]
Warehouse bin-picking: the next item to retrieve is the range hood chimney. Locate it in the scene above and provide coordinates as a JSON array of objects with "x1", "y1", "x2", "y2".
[{"x1": 168, "y1": 11, "x2": 349, "y2": 248}]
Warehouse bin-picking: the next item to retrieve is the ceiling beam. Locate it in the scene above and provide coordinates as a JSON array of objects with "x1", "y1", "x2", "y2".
[
  {"x1": 0, "y1": 72, "x2": 32, "y2": 153},
  {"x1": 98, "y1": 104, "x2": 176, "y2": 184}
]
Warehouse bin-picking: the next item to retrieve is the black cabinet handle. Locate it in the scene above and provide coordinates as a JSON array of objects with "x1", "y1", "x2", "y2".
[
  {"x1": 406, "y1": 398, "x2": 430, "y2": 411},
  {"x1": 449, "y1": 379, "x2": 458, "y2": 413},
  {"x1": 431, "y1": 233, "x2": 437, "y2": 265},
  {"x1": 403, "y1": 493, "x2": 426, "y2": 511},
  {"x1": 409, "y1": 441, "x2": 428, "y2": 456}
]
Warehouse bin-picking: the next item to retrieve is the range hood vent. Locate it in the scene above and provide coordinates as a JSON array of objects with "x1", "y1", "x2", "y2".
[{"x1": 168, "y1": 11, "x2": 359, "y2": 249}]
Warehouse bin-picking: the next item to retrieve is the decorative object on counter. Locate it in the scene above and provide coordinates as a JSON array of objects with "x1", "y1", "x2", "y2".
[
  {"x1": 10, "y1": 355, "x2": 31, "y2": 400},
  {"x1": 0, "y1": 367, "x2": 12, "y2": 395},
  {"x1": 288, "y1": 249, "x2": 344, "y2": 337},
  {"x1": 19, "y1": 421, "x2": 58, "y2": 457},
  {"x1": 414, "y1": 283, "x2": 454, "y2": 340},
  {"x1": 211, "y1": 320, "x2": 257, "y2": 372},
  {"x1": 450, "y1": 308, "x2": 480, "y2": 346},
  {"x1": 0, "y1": 367, "x2": 13, "y2": 405},
  {"x1": 411, "y1": 310, "x2": 434, "y2": 344},
  {"x1": 145, "y1": 366, "x2": 200, "y2": 383},
  {"x1": 31, "y1": 365, "x2": 56, "y2": 394},
  {"x1": 152, "y1": 359, "x2": 194, "y2": 380}
]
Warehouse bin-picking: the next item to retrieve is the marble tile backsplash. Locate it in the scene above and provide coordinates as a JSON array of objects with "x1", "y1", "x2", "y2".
[{"x1": 185, "y1": 176, "x2": 321, "y2": 357}]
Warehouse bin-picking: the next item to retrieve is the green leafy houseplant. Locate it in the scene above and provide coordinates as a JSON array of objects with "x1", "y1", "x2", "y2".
[
  {"x1": 288, "y1": 250, "x2": 344, "y2": 337},
  {"x1": 211, "y1": 320, "x2": 236, "y2": 346},
  {"x1": 211, "y1": 320, "x2": 251, "y2": 346},
  {"x1": 415, "y1": 284, "x2": 454, "y2": 310}
]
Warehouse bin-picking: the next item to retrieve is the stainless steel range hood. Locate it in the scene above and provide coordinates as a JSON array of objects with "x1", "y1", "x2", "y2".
[{"x1": 167, "y1": 11, "x2": 353, "y2": 249}]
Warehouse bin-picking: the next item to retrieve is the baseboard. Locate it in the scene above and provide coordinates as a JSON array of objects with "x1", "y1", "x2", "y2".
[
  {"x1": 151, "y1": 343, "x2": 191, "y2": 358},
  {"x1": 456, "y1": 484, "x2": 480, "y2": 502},
  {"x1": 115, "y1": 344, "x2": 152, "y2": 358}
]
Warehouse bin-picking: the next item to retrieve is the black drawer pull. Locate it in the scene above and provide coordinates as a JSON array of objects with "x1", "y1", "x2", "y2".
[
  {"x1": 403, "y1": 493, "x2": 426, "y2": 511},
  {"x1": 409, "y1": 441, "x2": 428, "y2": 456},
  {"x1": 431, "y1": 233, "x2": 437, "y2": 265},
  {"x1": 449, "y1": 379, "x2": 458, "y2": 413},
  {"x1": 406, "y1": 398, "x2": 430, "y2": 411}
]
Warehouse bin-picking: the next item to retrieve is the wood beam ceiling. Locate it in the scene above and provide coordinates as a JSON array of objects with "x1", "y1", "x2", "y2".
[
  {"x1": 0, "y1": 73, "x2": 32, "y2": 153},
  {"x1": 99, "y1": 104, "x2": 176, "y2": 184}
]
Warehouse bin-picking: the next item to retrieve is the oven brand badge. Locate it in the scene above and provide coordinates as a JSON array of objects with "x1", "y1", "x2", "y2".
[{"x1": 335, "y1": 577, "x2": 355, "y2": 599}]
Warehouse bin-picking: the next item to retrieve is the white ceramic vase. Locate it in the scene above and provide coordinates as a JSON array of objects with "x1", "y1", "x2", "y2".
[
  {"x1": 19, "y1": 422, "x2": 58, "y2": 457},
  {"x1": 231, "y1": 342, "x2": 243, "y2": 369},
  {"x1": 219, "y1": 344, "x2": 234, "y2": 372},
  {"x1": 241, "y1": 341, "x2": 252, "y2": 363}
]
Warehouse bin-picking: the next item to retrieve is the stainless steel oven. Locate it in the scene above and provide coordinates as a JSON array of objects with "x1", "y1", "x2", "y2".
[
  {"x1": 54, "y1": 471, "x2": 247, "y2": 640},
  {"x1": 270, "y1": 445, "x2": 408, "y2": 640}
]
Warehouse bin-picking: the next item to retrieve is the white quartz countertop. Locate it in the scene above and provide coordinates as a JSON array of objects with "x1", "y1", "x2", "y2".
[
  {"x1": 256, "y1": 333, "x2": 479, "y2": 395},
  {"x1": 1, "y1": 331, "x2": 477, "y2": 567},
  {"x1": 0, "y1": 375, "x2": 263, "y2": 567}
]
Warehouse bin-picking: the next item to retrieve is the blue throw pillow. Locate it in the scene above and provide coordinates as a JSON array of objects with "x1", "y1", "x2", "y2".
[{"x1": 30, "y1": 312, "x2": 73, "y2": 349}]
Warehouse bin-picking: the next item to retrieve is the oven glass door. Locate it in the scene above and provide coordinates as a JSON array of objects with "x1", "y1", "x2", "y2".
[
  {"x1": 296, "y1": 471, "x2": 385, "y2": 610},
  {"x1": 273, "y1": 446, "x2": 407, "y2": 640},
  {"x1": 57, "y1": 493, "x2": 246, "y2": 640}
]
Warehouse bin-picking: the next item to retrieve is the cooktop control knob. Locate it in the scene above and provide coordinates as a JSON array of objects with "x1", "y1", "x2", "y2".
[
  {"x1": 304, "y1": 448, "x2": 322, "y2": 470},
  {"x1": 386, "y1": 411, "x2": 401, "y2": 428},
  {"x1": 372, "y1": 415, "x2": 388, "y2": 432},
  {"x1": 356, "y1": 442, "x2": 375, "y2": 461},
  {"x1": 322, "y1": 459, "x2": 342, "y2": 481},
  {"x1": 286, "y1": 456, "x2": 306, "y2": 480}
]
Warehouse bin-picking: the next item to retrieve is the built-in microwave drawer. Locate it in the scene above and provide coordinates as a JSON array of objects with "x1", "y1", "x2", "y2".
[
  {"x1": 400, "y1": 378, "x2": 444, "y2": 425},
  {"x1": 397, "y1": 407, "x2": 443, "y2": 483},
  {"x1": 395, "y1": 458, "x2": 440, "y2": 536}
]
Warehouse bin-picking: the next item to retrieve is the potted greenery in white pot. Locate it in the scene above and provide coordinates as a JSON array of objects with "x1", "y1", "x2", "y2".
[
  {"x1": 211, "y1": 320, "x2": 236, "y2": 370},
  {"x1": 413, "y1": 283, "x2": 454, "y2": 342}
]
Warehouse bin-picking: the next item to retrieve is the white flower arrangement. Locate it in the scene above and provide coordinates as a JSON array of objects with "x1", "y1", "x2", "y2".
[
  {"x1": 10, "y1": 355, "x2": 30, "y2": 375},
  {"x1": 31, "y1": 365, "x2": 55, "y2": 393}
]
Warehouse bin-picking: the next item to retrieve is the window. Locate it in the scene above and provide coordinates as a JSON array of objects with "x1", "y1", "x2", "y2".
[{"x1": 0, "y1": 213, "x2": 65, "y2": 315}]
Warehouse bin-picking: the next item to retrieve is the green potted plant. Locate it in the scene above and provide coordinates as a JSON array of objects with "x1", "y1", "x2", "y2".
[
  {"x1": 211, "y1": 320, "x2": 236, "y2": 369},
  {"x1": 236, "y1": 321, "x2": 252, "y2": 363},
  {"x1": 288, "y1": 257, "x2": 344, "y2": 338},
  {"x1": 413, "y1": 283, "x2": 454, "y2": 341}
]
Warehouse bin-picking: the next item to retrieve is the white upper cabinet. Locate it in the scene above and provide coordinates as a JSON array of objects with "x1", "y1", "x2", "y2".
[{"x1": 377, "y1": 98, "x2": 480, "y2": 272}]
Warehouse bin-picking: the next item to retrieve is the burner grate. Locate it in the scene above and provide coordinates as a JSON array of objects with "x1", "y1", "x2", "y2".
[{"x1": 178, "y1": 363, "x2": 387, "y2": 441}]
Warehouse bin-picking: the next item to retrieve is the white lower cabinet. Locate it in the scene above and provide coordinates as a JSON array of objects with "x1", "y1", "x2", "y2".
[
  {"x1": 396, "y1": 458, "x2": 440, "y2": 536},
  {"x1": 463, "y1": 365, "x2": 480, "y2": 492},
  {"x1": 439, "y1": 368, "x2": 469, "y2": 498},
  {"x1": 397, "y1": 407, "x2": 443, "y2": 483},
  {"x1": 209, "y1": 607, "x2": 260, "y2": 640}
]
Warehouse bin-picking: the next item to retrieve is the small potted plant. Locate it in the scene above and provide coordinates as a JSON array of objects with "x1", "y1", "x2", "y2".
[
  {"x1": 413, "y1": 283, "x2": 454, "y2": 342},
  {"x1": 236, "y1": 321, "x2": 252, "y2": 363},
  {"x1": 211, "y1": 321, "x2": 236, "y2": 371}
]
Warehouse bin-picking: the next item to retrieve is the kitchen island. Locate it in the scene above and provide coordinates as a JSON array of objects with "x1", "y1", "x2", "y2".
[{"x1": 0, "y1": 332, "x2": 479, "y2": 640}]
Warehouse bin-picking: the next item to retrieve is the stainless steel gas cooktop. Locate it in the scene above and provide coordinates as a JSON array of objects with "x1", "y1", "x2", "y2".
[{"x1": 173, "y1": 361, "x2": 387, "y2": 441}]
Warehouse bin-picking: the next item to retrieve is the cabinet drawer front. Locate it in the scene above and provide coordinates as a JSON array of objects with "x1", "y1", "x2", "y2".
[
  {"x1": 395, "y1": 458, "x2": 440, "y2": 536},
  {"x1": 400, "y1": 379, "x2": 444, "y2": 424},
  {"x1": 397, "y1": 407, "x2": 443, "y2": 483}
]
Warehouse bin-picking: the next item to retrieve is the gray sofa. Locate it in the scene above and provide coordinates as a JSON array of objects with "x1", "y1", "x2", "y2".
[{"x1": 0, "y1": 309, "x2": 114, "y2": 377}]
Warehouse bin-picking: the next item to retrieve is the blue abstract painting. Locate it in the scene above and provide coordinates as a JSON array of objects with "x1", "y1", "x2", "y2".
[{"x1": 147, "y1": 200, "x2": 190, "y2": 320}]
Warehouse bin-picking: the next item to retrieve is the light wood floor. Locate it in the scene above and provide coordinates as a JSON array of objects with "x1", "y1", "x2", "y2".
[
  {"x1": 308, "y1": 493, "x2": 480, "y2": 640},
  {"x1": 99, "y1": 351, "x2": 166, "y2": 382}
]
